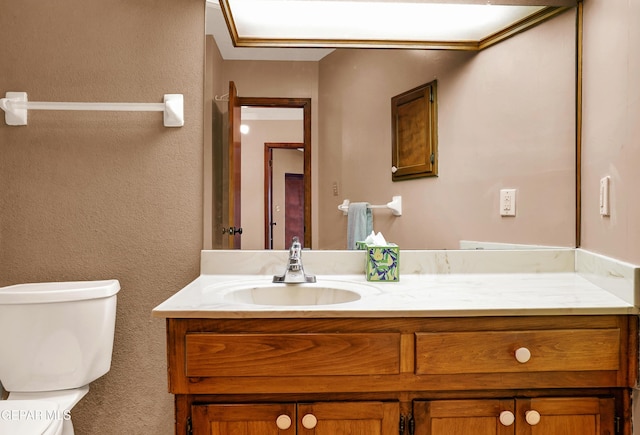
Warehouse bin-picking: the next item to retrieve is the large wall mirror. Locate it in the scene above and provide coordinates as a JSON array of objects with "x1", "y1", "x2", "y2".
[{"x1": 205, "y1": 2, "x2": 578, "y2": 251}]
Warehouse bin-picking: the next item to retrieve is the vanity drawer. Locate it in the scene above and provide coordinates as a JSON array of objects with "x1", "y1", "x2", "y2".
[
  {"x1": 185, "y1": 333, "x2": 401, "y2": 377},
  {"x1": 415, "y1": 328, "x2": 620, "y2": 375}
]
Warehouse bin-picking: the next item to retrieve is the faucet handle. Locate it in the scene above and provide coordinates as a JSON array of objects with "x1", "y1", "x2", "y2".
[{"x1": 289, "y1": 237, "x2": 302, "y2": 256}]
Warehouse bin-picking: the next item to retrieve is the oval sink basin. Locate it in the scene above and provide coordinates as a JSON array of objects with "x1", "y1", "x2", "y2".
[
  {"x1": 225, "y1": 286, "x2": 360, "y2": 306},
  {"x1": 206, "y1": 280, "x2": 379, "y2": 307}
]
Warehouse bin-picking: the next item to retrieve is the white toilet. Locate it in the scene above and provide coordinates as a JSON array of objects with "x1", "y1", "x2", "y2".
[{"x1": 0, "y1": 280, "x2": 120, "y2": 435}]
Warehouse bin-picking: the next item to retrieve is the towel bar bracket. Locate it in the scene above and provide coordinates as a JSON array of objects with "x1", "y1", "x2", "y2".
[
  {"x1": 338, "y1": 195, "x2": 402, "y2": 216},
  {"x1": 3, "y1": 92, "x2": 27, "y2": 126}
]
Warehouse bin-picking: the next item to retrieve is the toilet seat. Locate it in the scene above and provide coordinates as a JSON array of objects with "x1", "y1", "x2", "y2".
[{"x1": 0, "y1": 399, "x2": 63, "y2": 435}]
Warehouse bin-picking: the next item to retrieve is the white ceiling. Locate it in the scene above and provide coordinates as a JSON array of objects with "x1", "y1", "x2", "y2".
[{"x1": 205, "y1": 0, "x2": 334, "y2": 61}]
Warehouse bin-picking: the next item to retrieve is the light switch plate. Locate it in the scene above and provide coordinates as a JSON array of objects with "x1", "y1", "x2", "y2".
[{"x1": 600, "y1": 176, "x2": 610, "y2": 216}]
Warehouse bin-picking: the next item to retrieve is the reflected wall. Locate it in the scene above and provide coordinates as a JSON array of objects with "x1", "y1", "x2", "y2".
[{"x1": 318, "y1": 10, "x2": 576, "y2": 249}]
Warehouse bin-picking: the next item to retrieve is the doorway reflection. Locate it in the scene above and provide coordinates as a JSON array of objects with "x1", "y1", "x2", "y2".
[{"x1": 265, "y1": 144, "x2": 305, "y2": 249}]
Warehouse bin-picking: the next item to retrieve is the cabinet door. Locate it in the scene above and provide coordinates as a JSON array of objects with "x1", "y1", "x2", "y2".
[
  {"x1": 516, "y1": 397, "x2": 615, "y2": 435},
  {"x1": 297, "y1": 401, "x2": 399, "y2": 435},
  {"x1": 413, "y1": 399, "x2": 515, "y2": 435},
  {"x1": 414, "y1": 398, "x2": 615, "y2": 435},
  {"x1": 191, "y1": 403, "x2": 295, "y2": 435}
]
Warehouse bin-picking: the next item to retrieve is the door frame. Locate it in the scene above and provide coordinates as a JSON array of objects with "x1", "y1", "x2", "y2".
[
  {"x1": 240, "y1": 96, "x2": 312, "y2": 249},
  {"x1": 264, "y1": 142, "x2": 305, "y2": 249},
  {"x1": 227, "y1": 81, "x2": 242, "y2": 248}
]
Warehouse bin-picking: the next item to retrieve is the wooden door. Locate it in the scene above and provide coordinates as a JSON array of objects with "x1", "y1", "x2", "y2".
[
  {"x1": 414, "y1": 399, "x2": 515, "y2": 435},
  {"x1": 191, "y1": 403, "x2": 295, "y2": 435},
  {"x1": 264, "y1": 142, "x2": 304, "y2": 249},
  {"x1": 516, "y1": 397, "x2": 614, "y2": 435},
  {"x1": 297, "y1": 401, "x2": 399, "y2": 435},
  {"x1": 285, "y1": 173, "x2": 304, "y2": 248},
  {"x1": 227, "y1": 81, "x2": 242, "y2": 248}
]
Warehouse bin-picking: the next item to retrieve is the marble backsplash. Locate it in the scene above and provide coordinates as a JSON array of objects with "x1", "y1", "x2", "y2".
[
  {"x1": 200, "y1": 248, "x2": 576, "y2": 275},
  {"x1": 576, "y1": 249, "x2": 640, "y2": 306}
]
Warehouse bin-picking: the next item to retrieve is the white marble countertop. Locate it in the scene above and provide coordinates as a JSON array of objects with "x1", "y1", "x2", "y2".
[
  {"x1": 152, "y1": 272, "x2": 637, "y2": 319},
  {"x1": 152, "y1": 249, "x2": 639, "y2": 319}
]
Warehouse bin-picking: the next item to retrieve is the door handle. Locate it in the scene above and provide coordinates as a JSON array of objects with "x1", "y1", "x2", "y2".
[{"x1": 222, "y1": 227, "x2": 243, "y2": 235}]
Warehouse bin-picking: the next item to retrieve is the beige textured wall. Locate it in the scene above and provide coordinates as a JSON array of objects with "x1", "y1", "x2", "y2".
[
  {"x1": 318, "y1": 11, "x2": 577, "y2": 249},
  {"x1": 581, "y1": 0, "x2": 640, "y2": 265},
  {"x1": 0, "y1": 1, "x2": 204, "y2": 434}
]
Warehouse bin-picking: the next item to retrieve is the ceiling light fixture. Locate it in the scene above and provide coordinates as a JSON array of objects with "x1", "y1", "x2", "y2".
[{"x1": 219, "y1": 0, "x2": 576, "y2": 51}]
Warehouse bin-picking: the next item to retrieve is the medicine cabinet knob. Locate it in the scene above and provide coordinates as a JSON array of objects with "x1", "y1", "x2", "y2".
[
  {"x1": 499, "y1": 411, "x2": 515, "y2": 426},
  {"x1": 276, "y1": 414, "x2": 292, "y2": 430},
  {"x1": 391, "y1": 166, "x2": 398, "y2": 173},
  {"x1": 525, "y1": 410, "x2": 541, "y2": 426},
  {"x1": 515, "y1": 347, "x2": 531, "y2": 363},
  {"x1": 301, "y1": 413, "x2": 318, "y2": 429}
]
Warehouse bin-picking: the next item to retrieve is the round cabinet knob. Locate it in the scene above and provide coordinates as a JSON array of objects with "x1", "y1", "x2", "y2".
[
  {"x1": 276, "y1": 414, "x2": 292, "y2": 430},
  {"x1": 515, "y1": 347, "x2": 532, "y2": 363},
  {"x1": 525, "y1": 410, "x2": 541, "y2": 426},
  {"x1": 499, "y1": 411, "x2": 515, "y2": 426},
  {"x1": 301, "y1": 414, "x2": 318, "y2": 429}
]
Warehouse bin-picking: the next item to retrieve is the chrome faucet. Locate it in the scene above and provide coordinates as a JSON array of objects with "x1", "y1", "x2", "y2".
[{"x1": 273, "y1": 237, "x2": 316, "y2": 284}]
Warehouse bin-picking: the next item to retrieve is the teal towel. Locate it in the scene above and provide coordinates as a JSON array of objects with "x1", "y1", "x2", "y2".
[{"x1": 347, "y1": 202, "x2": 373, "y2": 250}]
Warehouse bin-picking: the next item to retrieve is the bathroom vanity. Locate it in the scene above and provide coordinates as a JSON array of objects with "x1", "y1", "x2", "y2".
[{"x1": 154, "y1": 249, "x2": 640, "y2": 435}]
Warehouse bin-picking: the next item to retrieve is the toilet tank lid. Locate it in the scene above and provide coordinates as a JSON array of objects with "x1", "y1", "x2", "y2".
[{"x1": 0, "y1": 279, "x2": 120, "y2": 304}]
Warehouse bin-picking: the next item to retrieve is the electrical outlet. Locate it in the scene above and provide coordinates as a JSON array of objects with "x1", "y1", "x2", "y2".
[{"x1": 500, "y1": 189, "x2": 516, "y2": 217}]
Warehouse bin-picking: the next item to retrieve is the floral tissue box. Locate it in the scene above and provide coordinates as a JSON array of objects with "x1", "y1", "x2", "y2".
[{"x1": 364, "y1": 244, "x2": 399, "y2": 282}]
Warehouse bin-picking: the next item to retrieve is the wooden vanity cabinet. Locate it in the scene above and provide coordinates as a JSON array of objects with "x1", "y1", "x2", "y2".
[{"x1": 166, "y1": 315, "x2": 637, "y2": 435}]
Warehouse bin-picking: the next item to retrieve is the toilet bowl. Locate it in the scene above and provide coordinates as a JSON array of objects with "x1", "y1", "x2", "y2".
[{"x1": 0, "y1": 280, "x2": 120, "y2": 434}]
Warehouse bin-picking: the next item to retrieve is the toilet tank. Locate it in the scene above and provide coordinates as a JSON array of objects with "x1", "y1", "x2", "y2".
[{"x1": 0, "y1": 280, "x2": 120, "y2": 392}]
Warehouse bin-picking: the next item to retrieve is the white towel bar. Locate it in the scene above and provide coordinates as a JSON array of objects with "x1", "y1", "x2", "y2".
[
  {"x1": 338, "y1": 195, "x2": 402, "y2": 216},
  {"x1": 0, "y1": 92, "x2": 184, "y2": 127}
]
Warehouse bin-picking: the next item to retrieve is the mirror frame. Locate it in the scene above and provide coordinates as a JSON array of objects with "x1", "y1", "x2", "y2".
[{"x1": 575, "y1": 1, "x2": 583, "y2": 247}]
